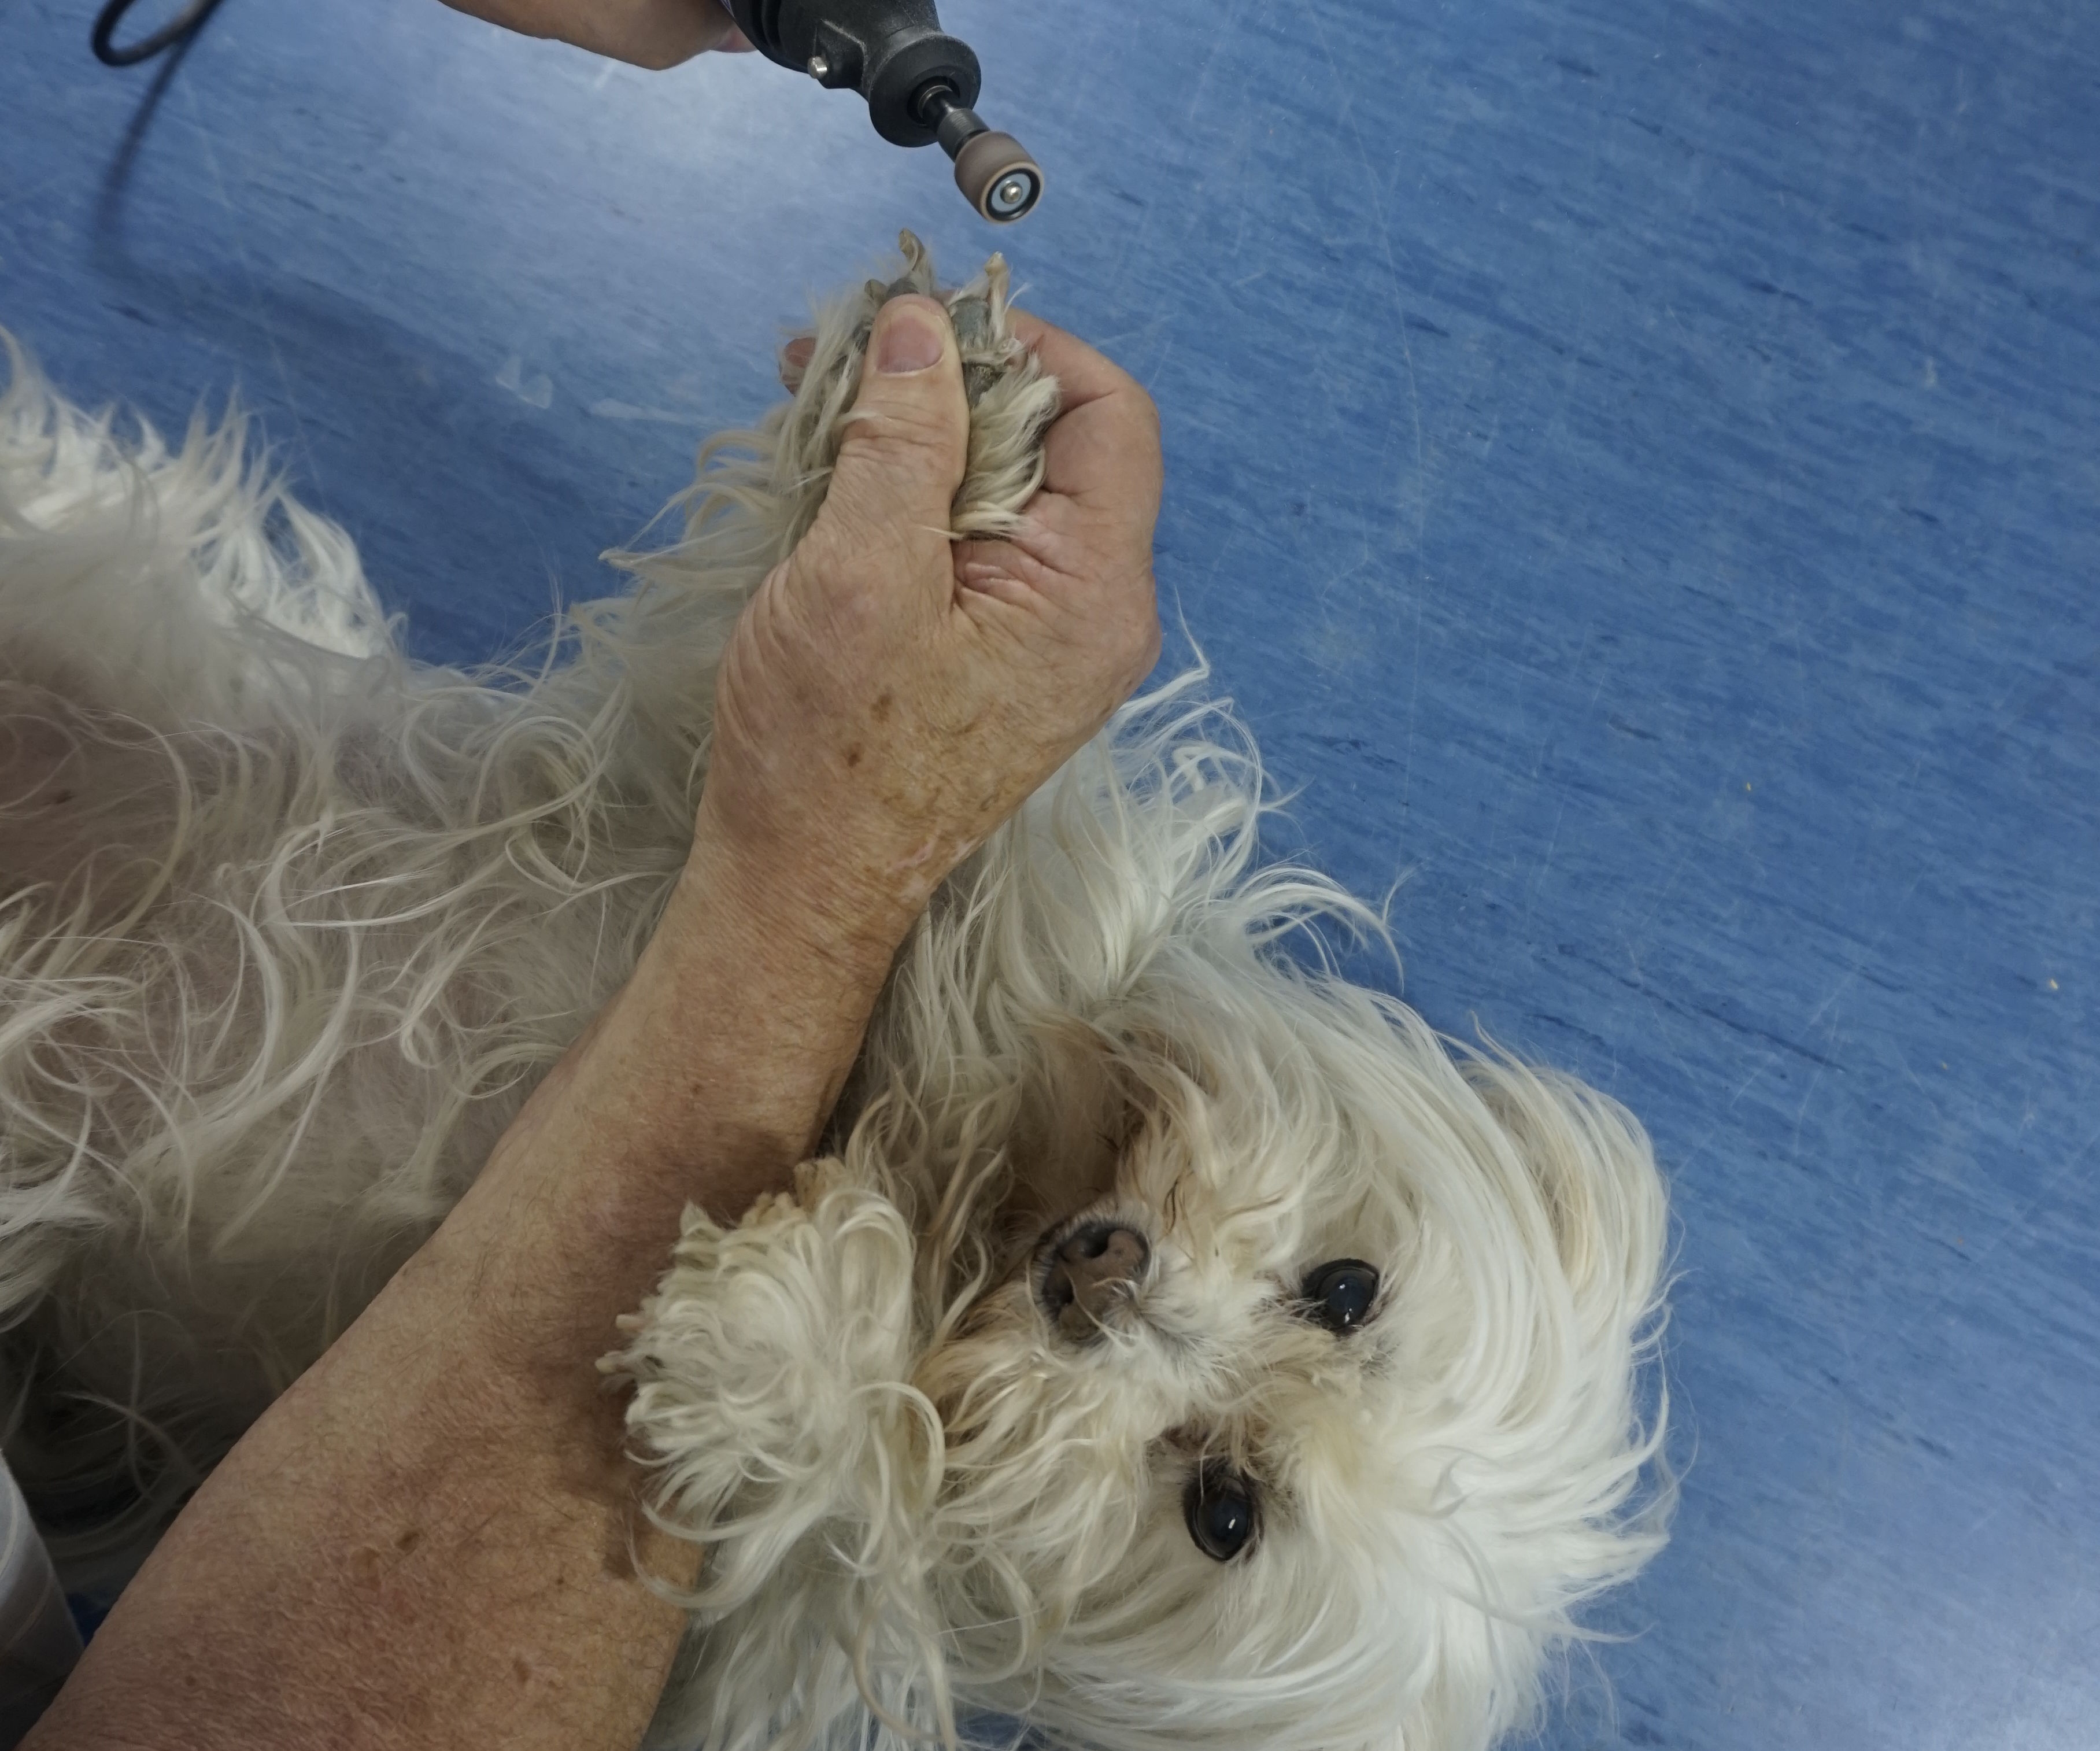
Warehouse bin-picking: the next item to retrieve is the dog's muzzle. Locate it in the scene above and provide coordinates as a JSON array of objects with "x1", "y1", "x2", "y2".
[{"x1": 1038, "y1": 1221, "x2": 1151, "y2": 1340}]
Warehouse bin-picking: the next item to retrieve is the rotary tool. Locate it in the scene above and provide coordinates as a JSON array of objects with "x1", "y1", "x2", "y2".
[{"x1": 726, "y1": 0, "x2": 1044, "y2": 222}]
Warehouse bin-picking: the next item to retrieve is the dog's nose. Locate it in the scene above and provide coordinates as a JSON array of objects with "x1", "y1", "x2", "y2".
[{"x1": 1041, "y1": 1222, "x2": 1151, "y2": 1339}]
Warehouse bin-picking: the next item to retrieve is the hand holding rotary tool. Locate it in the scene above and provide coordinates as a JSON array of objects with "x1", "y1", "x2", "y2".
[
  {"x1": 726, "y1": 0, "x2": 1043, "y2": 220},
  {"x1": 431, "y1": 0, "x2": 1044, "y2": 220},
  {"x1": 446, "y1": 0, "x2": 1046, "y2": 220},
  {"x1": 95, "y1": 0, "x2": 1045, "y2": 221}
]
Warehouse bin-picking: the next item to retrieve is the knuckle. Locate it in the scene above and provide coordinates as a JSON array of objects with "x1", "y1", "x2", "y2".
[
  {"x1": 1128, "y1": 382, "x2": 1163, "y2": 441},
  {"x1": 1128, "y1": 607, "x2": 1164, "y2": 674},
  {"x1": 1088, "y1": 360, "x2": 1159, "y2": 438}
]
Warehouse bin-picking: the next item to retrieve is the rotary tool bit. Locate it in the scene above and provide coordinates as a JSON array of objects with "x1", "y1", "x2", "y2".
[{"x1": 727, "y1": 0, "x2": 1045, "y2": 222}]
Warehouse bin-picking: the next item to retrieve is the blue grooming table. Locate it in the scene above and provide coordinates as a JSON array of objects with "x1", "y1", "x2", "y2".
[{"x1": 1, "y1": 1, "x2": 2094, "y2": 1744}]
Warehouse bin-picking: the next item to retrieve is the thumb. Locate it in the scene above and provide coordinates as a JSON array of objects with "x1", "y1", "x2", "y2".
[{"x1": 821, "y1": 295, "x2": 970, "y2": 549}]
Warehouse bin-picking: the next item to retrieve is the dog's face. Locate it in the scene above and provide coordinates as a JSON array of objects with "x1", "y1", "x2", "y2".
[
  {"x1": 890, "y1": 950, "x2": 1669, "y2": 1751},
  {"x1": 620, "y1": 786, "x2": 1668, "y2": 1751}
]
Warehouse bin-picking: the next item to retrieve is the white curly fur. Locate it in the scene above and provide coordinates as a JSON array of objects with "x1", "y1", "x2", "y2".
[{"x1": 0, "y1": 235, "x2": 1669, "y2": 1751}]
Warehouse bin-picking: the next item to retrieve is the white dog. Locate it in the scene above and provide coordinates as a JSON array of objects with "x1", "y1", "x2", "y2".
[{"x1": 0, "y1": 238, "x2": 1669, "y2": 1751}]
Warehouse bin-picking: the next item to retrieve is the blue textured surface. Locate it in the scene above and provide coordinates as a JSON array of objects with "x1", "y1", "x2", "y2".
[{"x1": 3, "y1": 1, "x2": 2097, "y2": 1745}]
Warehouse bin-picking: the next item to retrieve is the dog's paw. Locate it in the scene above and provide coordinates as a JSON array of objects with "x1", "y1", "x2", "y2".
[
  {"x1": 778, "y1": 231, "x2": 1062, "y2": 541},
  {"x1": 737, "y1": 1184, "x2": 803, "y2": 1230},
  {"x1": 788, "y1": 1153, "x2": 870, "y2": 1210},
  {"x1": 600, "y1": 1157, "x2": 929, "y2": 1616},
  {"x1": 726, "y1": 1158, "x2": 878, "y2": 1237}
]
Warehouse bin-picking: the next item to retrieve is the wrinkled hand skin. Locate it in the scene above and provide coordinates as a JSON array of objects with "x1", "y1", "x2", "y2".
[
  {"x1": 697, "y1": 294, "x2": 1165, "y2": 966},
  {"x1": 438, "y1": 0, "x2": 750, "y2": 68}
]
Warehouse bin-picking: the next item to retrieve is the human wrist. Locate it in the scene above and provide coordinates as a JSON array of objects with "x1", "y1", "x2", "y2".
[
  {"x1": 680, "y1": 792, "x2": 936, "y2": 987},
  {"x1": 465, "y1": 817, "x2": 905, "y2": 1232}
]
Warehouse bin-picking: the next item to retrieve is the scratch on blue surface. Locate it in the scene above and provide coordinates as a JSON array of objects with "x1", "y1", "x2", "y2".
[
  {"x1": 175, "y1": 73, "x2": 324, "y2": 501},
  {"x1": 1294, "y1": 0, "x2": 1430, "y2": 822},
  {"x1": 1965, "y1": 1117, "x2": 2100, "y2": 1270}
]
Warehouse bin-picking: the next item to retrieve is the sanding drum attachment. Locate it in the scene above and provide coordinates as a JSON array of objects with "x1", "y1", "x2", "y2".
[
  {"x1": 925, "y1": 90, "x2": 1042, "y2": 223},
  {"x1": 952, "y1": 131, "x2": 1044, "y2": 223}
]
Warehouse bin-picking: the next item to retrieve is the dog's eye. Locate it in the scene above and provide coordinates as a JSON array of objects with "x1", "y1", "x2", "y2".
[
  {"x1": 1184, "y1": 1465, "x2": 1259, "y2": 1563},
  {"x1": 1301, "y1": 1259, "x2": 1380, "y2": 1333}
]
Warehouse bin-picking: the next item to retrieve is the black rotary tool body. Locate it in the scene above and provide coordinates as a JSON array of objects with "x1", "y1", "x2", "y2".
[{"x1": 726, "y1": 0, "x2": 1043, "y2": 220}]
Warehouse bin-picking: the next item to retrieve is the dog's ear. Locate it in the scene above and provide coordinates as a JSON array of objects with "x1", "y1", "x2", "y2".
[
  {"x1": 1461, "y1": 1051, "x2": 1670, "y2": 1358},
  {"x1": 604, "y1": 1158, "x2": 960, "y2": 1751}
]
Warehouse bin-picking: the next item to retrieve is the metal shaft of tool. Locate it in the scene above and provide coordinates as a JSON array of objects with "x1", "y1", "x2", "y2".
[
  {"x1": 915, "y1": 85, "x2": 1044, "y2": 223},
  {"x1": 727, "y1": 0, "x2": 1044, "y2": 223}
]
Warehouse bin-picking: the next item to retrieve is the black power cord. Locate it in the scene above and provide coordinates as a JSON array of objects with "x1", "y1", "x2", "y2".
[{"x1": 91, "y1": 0, "x2": 227, "y2": 67}]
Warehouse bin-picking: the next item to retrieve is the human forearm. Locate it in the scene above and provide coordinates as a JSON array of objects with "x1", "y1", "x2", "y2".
[{"x1": 24, "y1": 838, "x2": 903, "y2": 1751}]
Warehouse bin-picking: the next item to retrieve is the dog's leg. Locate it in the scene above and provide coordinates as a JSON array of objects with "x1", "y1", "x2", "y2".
[{"x1": 604, "y1": 1157, "x2": 956, "y2": 1751}]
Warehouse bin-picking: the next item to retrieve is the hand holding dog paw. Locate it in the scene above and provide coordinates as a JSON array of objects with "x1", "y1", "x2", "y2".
[{"x1": 697, "y1": 294, "x2": 1164, "y2": 963}]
